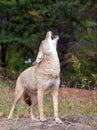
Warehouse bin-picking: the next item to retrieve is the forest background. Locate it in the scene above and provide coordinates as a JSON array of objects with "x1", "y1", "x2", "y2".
[{"x1": 0, "y1": 0, "x2": 97, "y2": 90}]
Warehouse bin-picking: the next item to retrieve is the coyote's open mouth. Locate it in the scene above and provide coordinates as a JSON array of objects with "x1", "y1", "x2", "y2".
[{"x1": 51, "y1": 31, "x2": 55, "y2": 40}]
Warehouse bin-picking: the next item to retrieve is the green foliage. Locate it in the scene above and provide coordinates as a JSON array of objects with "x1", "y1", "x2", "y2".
[{"x1": 0, "y1": 0, "x2": 97, "y2": 89}]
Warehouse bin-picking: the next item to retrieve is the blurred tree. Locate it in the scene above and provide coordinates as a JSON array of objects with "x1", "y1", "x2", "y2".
[
  {"x1": 0, "y1": 4, "x2": 8, "y2": 67},
  {"x1": 0, "y1": 0, "x2": 97, "y2": 89}
]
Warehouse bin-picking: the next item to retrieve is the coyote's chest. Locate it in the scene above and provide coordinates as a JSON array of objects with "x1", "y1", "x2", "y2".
[{"x1": 36, "y1": 55, "x2": 60, "y2": 79}]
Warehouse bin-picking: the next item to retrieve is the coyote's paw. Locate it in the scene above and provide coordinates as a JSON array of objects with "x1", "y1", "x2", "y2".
[
  {"x1": 55, "y1": 117, "x2": 62, "y2": 124},
  {"x1": 8, "y1": 115, "x2": 12, "y2": 120},
  {"x1": 31, "y1": 115, "x2": 37, "y2": 121},
  {"x1": 39, "y1": 117, "x2": 47, "y2": 122}
]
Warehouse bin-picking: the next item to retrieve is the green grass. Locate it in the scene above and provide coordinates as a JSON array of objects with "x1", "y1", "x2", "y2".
[
  {"x1": 10, "y1": 128, "x2": 15, "y2": 130},
  {"x1": 0, "y1": 80, "x2": 97, "y2": 118}
]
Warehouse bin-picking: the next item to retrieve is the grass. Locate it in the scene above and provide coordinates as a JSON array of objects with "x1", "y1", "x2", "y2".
[
  {"x1": 0, "y1": 80, "x2": 97, "y2": 118},
  {"x1": 10, "y1": 128, "x2": 15, "y2": 130}
]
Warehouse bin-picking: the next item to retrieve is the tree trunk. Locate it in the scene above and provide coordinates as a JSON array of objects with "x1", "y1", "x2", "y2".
[
  {"x1": 0, "y1": 9, "x2": 8, "y2": 68},
  {"x1": 58, "y1": 22, "x2": 76, "y2": 85},
  {"x1": 0, "y1": 43, "x2": 7, "y2": 67}
]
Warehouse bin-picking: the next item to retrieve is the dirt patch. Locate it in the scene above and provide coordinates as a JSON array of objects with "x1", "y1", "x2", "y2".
[
  {"x1": 0, "y1": 116, "x2": 97, "y2": 130},
  {"x1": 59, "y1": 88, "x2": 97, "y2": 104}
]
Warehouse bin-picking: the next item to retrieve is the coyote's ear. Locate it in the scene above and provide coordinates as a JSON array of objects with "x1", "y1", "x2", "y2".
[{"x1": 36, "y1": 50, "x2": 43, "y2": 63}]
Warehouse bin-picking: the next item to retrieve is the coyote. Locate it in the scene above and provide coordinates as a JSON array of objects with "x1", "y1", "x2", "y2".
[{"x1": 8, "y1": 31, "x2": 62, "y2": 123}]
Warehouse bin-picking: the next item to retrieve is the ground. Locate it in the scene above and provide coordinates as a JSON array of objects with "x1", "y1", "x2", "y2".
[
  {"x1": 0, "y1": 115, "x2": 97, "y2": 130},
  {"x1": 0, "y1": 88, "x2": 97, "y2": 130}
]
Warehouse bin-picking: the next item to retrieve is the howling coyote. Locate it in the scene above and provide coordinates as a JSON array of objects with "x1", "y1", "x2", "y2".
[{"x1": 8, "y1": 31, "x2": 62, "y2": 123}]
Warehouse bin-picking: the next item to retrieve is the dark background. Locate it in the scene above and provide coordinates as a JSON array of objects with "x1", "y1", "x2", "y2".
[{"x1": 0, "y1": 0, "x2": 97, "y2": 89}]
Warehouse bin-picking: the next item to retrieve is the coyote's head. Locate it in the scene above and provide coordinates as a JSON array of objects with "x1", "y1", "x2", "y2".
[{"x1": 35, "y1": 31, "x2": 59, "y2": 64}]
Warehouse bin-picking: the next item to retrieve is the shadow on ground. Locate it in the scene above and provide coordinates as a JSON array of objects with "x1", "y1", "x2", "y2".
[{"x1": 0, "y1": 115, "x2": 97, "y2": 130}]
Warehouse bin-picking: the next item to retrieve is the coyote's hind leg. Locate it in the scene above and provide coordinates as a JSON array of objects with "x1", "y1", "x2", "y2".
[{"x1": 8, "y1": 88, "x2": 23, "y2": 119}]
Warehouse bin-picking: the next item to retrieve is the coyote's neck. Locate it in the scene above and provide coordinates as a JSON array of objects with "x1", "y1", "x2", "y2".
[{"x1": 35, "y1": 50, "x2": 60, "y2": 78}]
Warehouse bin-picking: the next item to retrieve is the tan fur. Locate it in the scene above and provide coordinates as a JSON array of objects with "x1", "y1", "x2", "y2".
[{"x1": 8, "y1": 31, "x2": 62, "y2": 123}]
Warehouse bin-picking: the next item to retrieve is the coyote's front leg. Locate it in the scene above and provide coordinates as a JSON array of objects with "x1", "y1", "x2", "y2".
[
  {"x1": 51, "y1": 88, "x2": 62, "y2": 123},
  {"x1": 37, "y1": 89, "x2": 46, "y2": 121}
]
